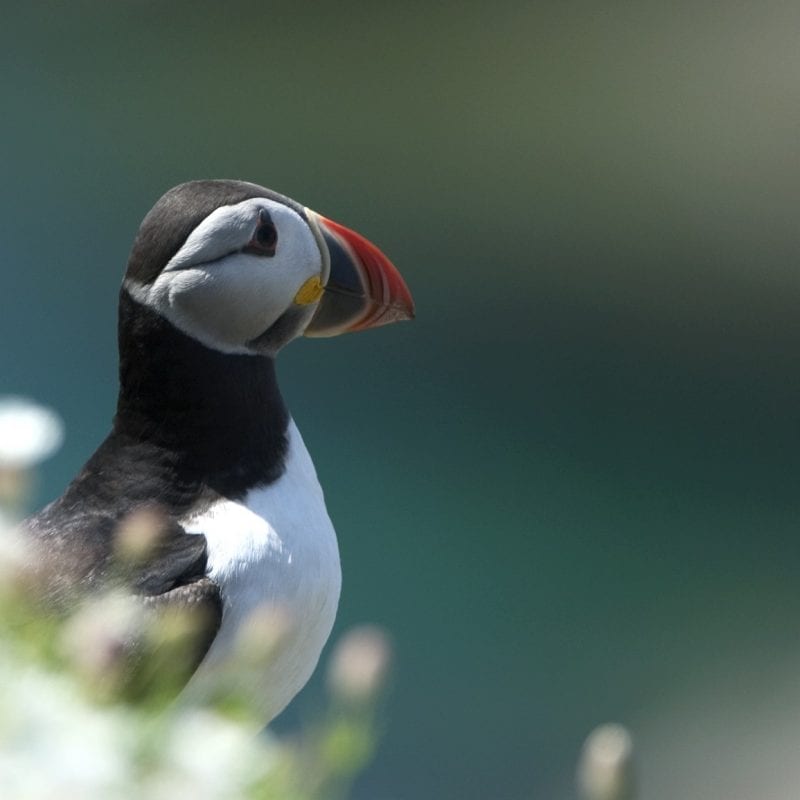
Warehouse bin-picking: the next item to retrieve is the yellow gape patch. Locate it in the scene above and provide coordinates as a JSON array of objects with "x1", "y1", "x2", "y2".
[{"x1": 294, "y1": 276, "x2": 324, "y2": 306}]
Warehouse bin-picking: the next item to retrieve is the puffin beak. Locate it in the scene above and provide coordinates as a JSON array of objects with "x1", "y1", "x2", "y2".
[{"x1": 304, "y1": 213, "x2": 415, "y2": 337}]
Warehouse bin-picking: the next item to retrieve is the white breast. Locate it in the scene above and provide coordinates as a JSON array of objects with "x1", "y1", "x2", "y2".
[{"x1": 180, "y1": 419, "x2": 341, "y2": 724}]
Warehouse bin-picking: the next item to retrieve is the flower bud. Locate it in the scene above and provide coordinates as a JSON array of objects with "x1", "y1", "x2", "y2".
[
  {"x1": 577, "y1": 723, "x2": 635, "y2": 800},
  {"x1": 235, "y1": 602, "x2": 293, "y2": 666},
  {"x1": 114, "y1": 507, "x2": 169, "y2": 565},
  {"x1": 327, "y1": 625, "x2": 392, "y2": 704}
]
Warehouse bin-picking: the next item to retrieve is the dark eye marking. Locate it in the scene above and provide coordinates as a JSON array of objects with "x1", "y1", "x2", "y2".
[{"x1": 242, "y1": 208, "x2": 278, "y2": 257}]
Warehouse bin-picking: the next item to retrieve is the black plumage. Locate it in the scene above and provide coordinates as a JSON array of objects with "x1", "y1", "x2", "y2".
[{"x1": 24, "y1": 185, "x2": 297, "y2": 667}]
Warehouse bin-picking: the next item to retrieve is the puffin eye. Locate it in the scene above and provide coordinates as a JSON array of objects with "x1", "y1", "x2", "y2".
[{"x1": 243, "y1": 209, "x2": 278, "y2": 256}]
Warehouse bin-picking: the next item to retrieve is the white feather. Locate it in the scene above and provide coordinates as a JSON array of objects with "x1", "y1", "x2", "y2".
[{"x1": 180, "y1": 419, "x2": 341, "y2": 723}]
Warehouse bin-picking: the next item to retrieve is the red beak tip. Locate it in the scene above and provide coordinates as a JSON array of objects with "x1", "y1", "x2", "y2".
[{"x1": 317, "y1": 212, "x2": 416, "y2": 331}]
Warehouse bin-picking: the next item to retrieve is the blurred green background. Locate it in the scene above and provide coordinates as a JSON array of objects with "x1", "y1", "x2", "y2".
[{"x1": 3, "y1": 3, "x2": 800, "y2": 798}]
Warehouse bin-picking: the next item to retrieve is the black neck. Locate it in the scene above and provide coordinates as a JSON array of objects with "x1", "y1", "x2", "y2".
[{"x1": 114, "y1": 290, "x2": 289, "y2": 497}]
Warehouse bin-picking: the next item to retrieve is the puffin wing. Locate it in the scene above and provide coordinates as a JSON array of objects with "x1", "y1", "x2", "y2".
[
  {"x1": 123, "y1": 518, "x2": 223, "y2": 674},
  {"x1": 130, "y1": 517, "x2": 214, "y2": 595},
  {"x1": 24, "y1": 505, "x2": 223, "y2": 685}
]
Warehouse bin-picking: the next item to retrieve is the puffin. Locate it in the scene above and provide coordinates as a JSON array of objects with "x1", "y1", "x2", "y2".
[{"x1": 23, "y1": 180, "x2": 414, "y2": 723}]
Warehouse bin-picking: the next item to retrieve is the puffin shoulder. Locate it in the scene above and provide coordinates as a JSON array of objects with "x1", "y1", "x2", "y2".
[{"x1": 22, "y1": 501, "x2": 223, "y2": 676}]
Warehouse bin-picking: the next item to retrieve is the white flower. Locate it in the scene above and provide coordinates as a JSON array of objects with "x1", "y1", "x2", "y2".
[
  {"x1": 146, "y1": 709, "x2": 278, "y2": 800},
  {"x1": 0, "y1": 647, "x2": 134, "y2": 799},
  {"x1": 0, "y1": 397, "x2": 64, "y2": 468}
]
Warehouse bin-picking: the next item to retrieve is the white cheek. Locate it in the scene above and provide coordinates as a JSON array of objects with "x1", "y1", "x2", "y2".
[{"x1": 168, "y1": 256, "x2": 292, "y2": 349}]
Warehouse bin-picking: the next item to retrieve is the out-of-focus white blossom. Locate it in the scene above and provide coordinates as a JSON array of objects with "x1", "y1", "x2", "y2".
[
  {"x1": 0, "y1": 645, "x2": 284, "y2": 800},
  {"x1": 146, "y1": 709, "x2": 278, "y2": 800},
  {"x1": 0, "y1": 397, "x2": 64, "y2": 469},
  {"x1": 327, "y1": 625, "x2": 392, "y2": 704},
  {"x1": 578, "y1": 723, "x2": 635, "y2": 800},
  {"x1": 0, "y1": 649, "x2": 134, "y2": 799}
]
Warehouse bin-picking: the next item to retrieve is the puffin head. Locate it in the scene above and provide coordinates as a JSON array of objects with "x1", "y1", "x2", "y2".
[{"x1": 122, "y1": 180, "x2": 414, "y2": 356}]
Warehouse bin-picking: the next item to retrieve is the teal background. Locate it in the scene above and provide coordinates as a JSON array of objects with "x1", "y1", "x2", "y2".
[{"x1": 3, "y1": 3, "x2": 800, "y2": 798}]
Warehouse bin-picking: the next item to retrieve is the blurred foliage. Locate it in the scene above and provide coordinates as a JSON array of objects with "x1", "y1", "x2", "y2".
[
  {"x1": 0, "y1": 401, "x2": 390, "y2": 800},
  {"x1": 0, "y1": 537, "x2": 388, "y2": 800}
]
